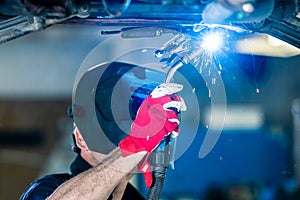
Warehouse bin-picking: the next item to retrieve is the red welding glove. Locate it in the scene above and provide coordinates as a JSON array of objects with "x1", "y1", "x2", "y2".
[{"x1": 119, "y1": 83, "x2": 186, "y2": 188}]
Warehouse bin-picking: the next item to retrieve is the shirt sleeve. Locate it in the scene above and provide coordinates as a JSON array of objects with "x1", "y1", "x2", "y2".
[{"x1": 20, "y1": 174, "x2": 71, "y2": 200}]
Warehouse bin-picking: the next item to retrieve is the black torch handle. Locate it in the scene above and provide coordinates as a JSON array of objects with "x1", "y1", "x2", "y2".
[{"x1": 147, "y1": 136, "x2": 171, "y2": 200}]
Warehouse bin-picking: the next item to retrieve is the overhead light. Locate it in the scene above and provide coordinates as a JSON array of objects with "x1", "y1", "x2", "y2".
[
  {"x1": 204, "y1": 105, "x2": 264, "y2": 130},
  {"x1": 267, "y1": 35, "x2": 289, "y2": 47},
  {"x1": 232, "y1": 33, "x2": 300, "y2": 57}
]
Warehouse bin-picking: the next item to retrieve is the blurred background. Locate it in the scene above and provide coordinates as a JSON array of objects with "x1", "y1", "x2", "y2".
[
  {"x1": 0, "y1": 0, "x2": 300, "y2": 200},
  {"x1": 0, "y1": 23, "x2": 299, "y2": 200}
]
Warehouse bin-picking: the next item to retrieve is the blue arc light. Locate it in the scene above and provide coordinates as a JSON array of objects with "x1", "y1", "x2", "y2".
[{"x1": 201, "y1": 32, "x2": 224, "y2": 52}]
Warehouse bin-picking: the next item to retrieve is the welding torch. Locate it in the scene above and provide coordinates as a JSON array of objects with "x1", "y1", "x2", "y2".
[{"x1": 147, "y1": 35, "x2": 203, "y2": 200}]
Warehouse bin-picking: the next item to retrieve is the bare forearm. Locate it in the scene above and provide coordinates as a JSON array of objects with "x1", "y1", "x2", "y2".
[
  {"x1": 47, "y1": 148, "x2": 147, "y2": 200},
  {"x1": 111, "y1": 173, "x2": 134, "y2": 200}
]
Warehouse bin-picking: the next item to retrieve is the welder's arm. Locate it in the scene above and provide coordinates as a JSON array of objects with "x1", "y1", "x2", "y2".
[
  {"x1": 46, "y1": 83, "x2": 186, "y2": 200},
  {"x1": 46, "y1": 148, "x2": 146, "y2": 200}
]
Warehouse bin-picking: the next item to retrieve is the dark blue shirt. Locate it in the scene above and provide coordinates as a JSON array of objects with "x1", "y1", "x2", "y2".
[{"x1": 20, "y1": 155, "x2": 145, "y2": 200}]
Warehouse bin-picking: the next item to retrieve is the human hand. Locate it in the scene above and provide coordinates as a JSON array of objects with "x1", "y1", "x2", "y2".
[{"x1": 118, "y1": 83, "x2": 186, "y2": 187}]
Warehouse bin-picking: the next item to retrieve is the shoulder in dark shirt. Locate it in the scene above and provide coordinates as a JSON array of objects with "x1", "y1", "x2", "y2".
[{"x1": 20, "y1": 173, "x2": 72, "y2": 200}]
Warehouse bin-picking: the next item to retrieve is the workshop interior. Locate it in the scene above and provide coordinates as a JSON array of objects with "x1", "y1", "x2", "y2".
[{"x1": 0, "y1": 0, "x2": 300, "y2": 199}]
